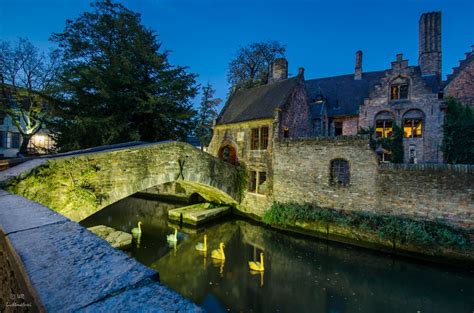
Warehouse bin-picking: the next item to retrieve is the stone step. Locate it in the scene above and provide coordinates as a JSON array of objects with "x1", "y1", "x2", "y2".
[
  {"x1": 87, "y1": 225, "x2": 132, "y2": 249},
  {"x1": 168, "y1": 203, "x2": 231, "y2": 226}
]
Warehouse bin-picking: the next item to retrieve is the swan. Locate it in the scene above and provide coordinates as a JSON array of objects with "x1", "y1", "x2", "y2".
[
  {"x1": 131, "y1": 221, "x2": 142, "y2": 237},
  {"x1": 195, "y1": 235, "x2": 207, "y2": 252},
  {"x1": 167, "y1": 228, "x2": 178, "y2": 243},
  {"x1": 249, "y1": 252, "x2": 264, "y2": 272},
  {"x1": 211, "y1": 242, "x2": 225, "y2": 260}
]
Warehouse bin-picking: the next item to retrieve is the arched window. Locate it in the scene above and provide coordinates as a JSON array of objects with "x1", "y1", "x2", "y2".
[
  {"x1": 374, "y1": 111, "x2": 395, "y2": 138},
  {"x1": 218, "y1": 145, "x2": 237, "y2": 165},
  {"x1": 403, "y1": 109, "x2": 424, "y2": 138},
  {"x1": 390, "y1": 77, "x2": 409, "y2": 100},
  {"x1": 330, "y1": 159, "x2": 350, "y2": 186}
]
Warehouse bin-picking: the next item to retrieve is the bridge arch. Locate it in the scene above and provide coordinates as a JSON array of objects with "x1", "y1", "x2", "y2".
[{"x1": 2, "y1": 142, "x2": 240, "y2": 221}]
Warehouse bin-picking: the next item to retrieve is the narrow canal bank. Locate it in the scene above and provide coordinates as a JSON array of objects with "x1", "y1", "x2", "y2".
[
  {"x1": 233, "y1": 207, "x2": 474, "y2": 269},
  {"x1": 146, "y1": 190, "x2": 474, "y2": 269},
  {"x1": 81, "y1": 195, "x2": 474, "y2": 312}
]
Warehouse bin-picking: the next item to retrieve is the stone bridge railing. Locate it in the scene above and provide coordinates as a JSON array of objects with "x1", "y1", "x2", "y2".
[{"x1": 0, "y1": 141, "x2": 241, "y2": 221}]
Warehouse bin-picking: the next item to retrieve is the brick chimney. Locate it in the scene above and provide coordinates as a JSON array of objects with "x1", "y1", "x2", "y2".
[
  {"x1": 269, "y1": 58, "x2": 288, "y2": 82},
  {"x1": 418, "y1": 12, "x2": 442, "y2": 79},
  {"x1": 298, "y1": 67, "x2": 305, "y2": 77},
  {"x1": 354, "y1": 50, "x2": 363, "y2": 80}
]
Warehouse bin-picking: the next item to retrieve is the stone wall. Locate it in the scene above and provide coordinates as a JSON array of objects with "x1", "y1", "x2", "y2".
[
  {"x1": 359, "y1": 56, "x2": 445, "y2": 163},
  {"x1": 273, "y1": 137, "x2": 379, "y2": 213},
  {"x1": 1, "y1": 142, "x2": 239, "y2": 221},
  {"x1": 272, "y1": 137, "x2": 474, "y2": 228}
]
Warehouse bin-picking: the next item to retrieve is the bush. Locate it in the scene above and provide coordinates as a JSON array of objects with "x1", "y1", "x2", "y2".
[{"x1": 263, "y1": 202, "x2": 470, "y2": 250}]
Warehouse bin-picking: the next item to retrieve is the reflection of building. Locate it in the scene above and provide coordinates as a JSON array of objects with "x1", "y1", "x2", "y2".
[{"x1": 0, "y1": 113, "x2": 54, "y2": 158}]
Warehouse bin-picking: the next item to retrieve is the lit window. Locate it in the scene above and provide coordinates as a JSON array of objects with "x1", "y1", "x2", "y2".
[
  {"x1": 404, "y1": 119, "x2": 423, "y2": 138},
  {"x1": 390, "y1": 77, "x2": 409, "y2": 100},
  {"x1": 330, "y1": 159, "x2": 350, "y2": 186},
  {"x1": 374, "y1": 111, "x2": 394, "y2": 138},
  {"x1": 402, "y1": 110, "x2": 424, "y2": 138},
  {"x1": 375, "y1": 120, "x2": 393, "y2": 138}
]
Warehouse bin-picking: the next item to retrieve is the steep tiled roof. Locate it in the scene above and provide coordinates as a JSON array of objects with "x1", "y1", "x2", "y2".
[
  {"x1": 216, "y1": 77, "x2": 301, "y2": 124},
  {"x1": 306, "y1": 71, "x2": 385, "y2": 118}
]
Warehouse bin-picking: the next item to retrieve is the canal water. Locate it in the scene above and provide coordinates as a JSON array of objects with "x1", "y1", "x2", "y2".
[{"x1": 80, "y1": 196, "x2": 474, "y2": 313}]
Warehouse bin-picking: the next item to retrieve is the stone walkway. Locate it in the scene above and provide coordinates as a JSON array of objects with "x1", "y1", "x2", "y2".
[{"x1": 0, "y1": 189, "x2": 202, "y2": 312}]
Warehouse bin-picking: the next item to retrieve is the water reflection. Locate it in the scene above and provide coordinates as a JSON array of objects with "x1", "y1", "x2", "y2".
[{"x1": 81, "y1": 196, "x2": 474, "y2": 313}]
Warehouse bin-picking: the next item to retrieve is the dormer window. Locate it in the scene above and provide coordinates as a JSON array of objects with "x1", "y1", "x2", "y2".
[{"x1": 390, "y1": 77, "x2": 409, "y2": 100}]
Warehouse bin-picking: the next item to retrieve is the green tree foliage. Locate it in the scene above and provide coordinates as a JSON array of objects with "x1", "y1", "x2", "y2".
[
  {"x1": 227, "y1": 41, "x2": 286, "y2": 90},
  {"x1": 194, "y1": 83, "x2": 221, "y2": 149},
  {"x1": 49, "y1": 0, "x2": 197, "y2": 151},
  {"x1": 0, "y1": 38, "x2": 60, "y2": 155},
  {"x1": 442, "y1": 97, "x2": 474, "y2": 164}
]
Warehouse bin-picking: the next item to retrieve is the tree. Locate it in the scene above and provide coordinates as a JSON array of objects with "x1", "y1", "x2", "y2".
[
  {"x1": 194, "y1": 83, "x2": 221, "y2": 150},
  {"x1": 0, "y1": 38, "x2": 60, "y2": 155},
  {"x1": 227, "y1": 41, "x2": 286, "y2": 90},
  {"x1": 49, "y1": 0, "x2": 197, "y2": 151},
  {"x1": 442, "y1": 97, "x2": 474, "y2": 164}
]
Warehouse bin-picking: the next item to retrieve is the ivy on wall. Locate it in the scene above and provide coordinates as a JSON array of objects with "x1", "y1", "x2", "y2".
[{"x1": 359, "y1": 124, "x2": 404, "y2": 163}]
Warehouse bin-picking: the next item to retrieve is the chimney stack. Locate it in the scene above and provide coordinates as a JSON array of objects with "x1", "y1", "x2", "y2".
[
  {"x1": 354, "y1": 50, "x2": 363, "y2": 80},
  {"x1": 269, "y1": 58, "x2": 288, "y2": 83},
  {"x1": 298, "y1": 67, "x2": 305, "y2": 77},
  {"x1": 418, "y1": 12, "x2": 442, "y2": 79}
]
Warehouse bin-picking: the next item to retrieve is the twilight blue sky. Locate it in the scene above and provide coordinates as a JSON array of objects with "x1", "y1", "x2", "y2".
[{"x1": 1, "y1": 0, "x2": 473, "y2": 107}]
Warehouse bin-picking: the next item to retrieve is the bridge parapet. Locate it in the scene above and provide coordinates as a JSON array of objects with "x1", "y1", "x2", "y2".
[{"x1": 1, "y1": 141, "x2": 240, "y2": 221}]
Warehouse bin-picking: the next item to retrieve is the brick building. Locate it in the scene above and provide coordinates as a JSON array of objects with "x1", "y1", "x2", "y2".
[
  {"x1": 208, "y1": 11, "x2": 474, "y2": 223},
  {"x1": 211, "y1": 11, "x2": 473, "y2": 166}
]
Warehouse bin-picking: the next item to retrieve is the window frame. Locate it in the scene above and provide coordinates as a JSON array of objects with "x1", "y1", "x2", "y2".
[
  {"x1": 250, "y1": 126, "x2": 270, "y2": 150},
  {"x1": 330, "y1": 159, "x2": 350, "y2": 187},
  {"x1": 248, "y1": 170, "x2": 267, "y2": 195},
  {"x1": 390, "y1": 77, "x2": 410, "y2": 101}
]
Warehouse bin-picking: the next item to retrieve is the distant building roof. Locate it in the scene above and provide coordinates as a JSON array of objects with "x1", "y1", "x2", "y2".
[
  {"x1": 445, "y1": 49, "x2": 474, "y2": 86},
  {"x1": 216, "y1": 77, "x2": 301, "y2": 125},
  {"x1": 306, "y1": 71, "x2": 385, "y2": 118}
]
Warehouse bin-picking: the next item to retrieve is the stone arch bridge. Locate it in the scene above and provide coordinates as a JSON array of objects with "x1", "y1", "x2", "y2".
[{"x1": 0, "y1": 142, "x2": 241, "y2": 221}]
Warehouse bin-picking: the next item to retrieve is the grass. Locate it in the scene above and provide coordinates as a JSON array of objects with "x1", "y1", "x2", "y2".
[{"x1": 263, "y1": 202, "x2": 470, "y2": 250}]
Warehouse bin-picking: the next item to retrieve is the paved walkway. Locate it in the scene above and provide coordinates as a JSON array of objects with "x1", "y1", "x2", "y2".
[{"x1": 0, "y1": 189, "x2": 202, "y2": 312}]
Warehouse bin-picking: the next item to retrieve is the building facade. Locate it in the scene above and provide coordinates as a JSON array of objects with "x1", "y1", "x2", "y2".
[{"x1": 208, "y1": 11, "x2": 474, "y2": 222}]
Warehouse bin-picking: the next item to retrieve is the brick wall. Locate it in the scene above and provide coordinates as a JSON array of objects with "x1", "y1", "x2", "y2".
[
  {"x1": 272, "y1": 137, "x2": 474, "y2": 228},
  {"x1": 445, "y1": 57, "x2": 474, "y2": 106}
]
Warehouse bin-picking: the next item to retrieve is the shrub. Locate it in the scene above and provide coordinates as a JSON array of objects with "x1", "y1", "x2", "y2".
[{"x1": 263, "y1": 202, "x2": 470, "y2": 250}]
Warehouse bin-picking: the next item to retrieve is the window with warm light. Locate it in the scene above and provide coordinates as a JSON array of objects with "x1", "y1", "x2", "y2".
[
  {"x1": 404, "y1": 119, "x2": 423, "y2": 138},
  {"x1": 402, "y1": 110, "x2": 424, "y2": 138},
  {"x1": 374, "y1": 111, "x2": 394, "y2": 138},
  {"x1": 390, "y1": 77, "x2": 409, "y2": 101}
]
